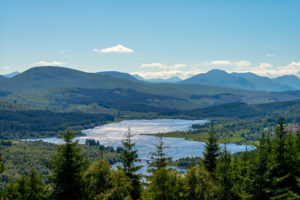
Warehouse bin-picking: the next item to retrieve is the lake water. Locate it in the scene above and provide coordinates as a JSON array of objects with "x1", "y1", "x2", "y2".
[{"x1": 28, "y1": 119, "x2": 254, "y2": 174}]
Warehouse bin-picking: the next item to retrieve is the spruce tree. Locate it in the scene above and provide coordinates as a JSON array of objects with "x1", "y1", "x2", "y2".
[
  {"x1": 120, "y1": 127, "x2": 142, "y2": 200},
  {"x1": 49, "y1": 129, "x2": 88, "y2": 200},
  {"x1": 269, "y1": 118, "x2": 300, "y2": 198},
  {"x1": 0, "y1": 152, "x2": 4, "y2": 174},
  {"x1": 203, "y1": 125, "x2": 220, "y2": 173},
  {"x1": 3, "y1": 170, "x2": 47, "y2": 200},
  {"x1": 251, "y1": 132, "x2": 270, "y2": 200},
  {"x1": 26, "y1": 170, "x2": 47, "y2": 200},
  {"x1": 217, "y1": 141, "x2": 234, "y2": 200},
  {"x1": 148, "y1": 135, "x2": 171, "y2": 173}
]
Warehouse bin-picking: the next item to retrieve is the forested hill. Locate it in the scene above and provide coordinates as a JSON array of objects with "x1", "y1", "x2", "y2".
[
  {"x1": 0, "y1": 66, "x2": 181, "y2": 96},
  {"x1": 1, "y1": 96, "x2": 300, "y2": 140}
]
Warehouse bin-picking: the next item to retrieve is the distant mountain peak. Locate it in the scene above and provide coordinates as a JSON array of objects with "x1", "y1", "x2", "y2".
[
  {"x1": 3, "y1": 71, "x2": 20, "y2": 78},
  {"x1": 135, "y1": 76, "x2": 182, "y2": 83},
  {"x1": 97, "y1": 71, "x2": 138, "y2": 81},
  {"x1": 273, "y1": 75, "x2": 300, "y2": 90},
  {"x1": 181, "y1": 69, "x2": 296, "y2": 92},
  {"x1": 207, "y1": 69, "x2": 228, "y2": 74}
]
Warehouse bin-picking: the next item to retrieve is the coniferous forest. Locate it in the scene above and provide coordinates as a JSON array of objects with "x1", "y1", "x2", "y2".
[
  {"x1": 0, "y1": 118, "x2": 299, "y2": 200},
  {"x1": 2, "y1": 0, "x2": 300, "y2": 199}
]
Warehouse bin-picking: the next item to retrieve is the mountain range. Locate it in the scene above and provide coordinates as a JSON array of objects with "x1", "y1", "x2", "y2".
[
  {"x1": 180, "y1": 69, "x2": 300, "y2": 91},
  {"x1": 1, "y1": 66, "x2": 300, "y2": 112},
  {"x1": 2, "y1": 68, "x2": 299, "y2": 92},
  {"x1": 97, "y1": 71, "x2": 182, "y2": 83},
  {"x1": 98, "y1": 69, "x2": 300, "y2": 91},
  {"x1": 133, "y1": 74, "x2": 182, "y2": 83}
]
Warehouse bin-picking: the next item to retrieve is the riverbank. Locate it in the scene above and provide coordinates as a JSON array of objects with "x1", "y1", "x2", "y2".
[{"x1": 144, "y1": 131, "x2": 258, "y2": 145}]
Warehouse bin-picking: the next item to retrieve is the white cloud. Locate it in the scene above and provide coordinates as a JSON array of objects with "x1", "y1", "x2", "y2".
[
  {"x1": 94, "y1": 44, "x2": 134, "y2": 53},
  {"x1": 267, "y1": 54, "x2": 275, "y2": 57},
  {"x1": 205, "y1": 60, "x2": 251, "y2": 68},
  {"x1": 2, "y1": 66, "x2": 9, "y2": 70},
  {"x1": 233, "y1": 61, "x2": 300, "y2": 78},
  {"x1": 257, "y1": 63, "x2": 273, "y2": 69},
  {"x1": 32, "y1": 61, "x2": 65, "y2": 66},
  {"x1": 133, "y1": 60, "x2": 300, "y2": 80},
  {"x1": 208, "y1": 60, "x2": 232, "y2": 66},
  {"x1": 140, "y1": 63, "x2": 187, "y2": 69},
  {"x1": 132, "y1": 68, "x2": 204, "y2": 80},
  {"x1": 234, "y1": 61, "x2": 251, "y2": 68}
]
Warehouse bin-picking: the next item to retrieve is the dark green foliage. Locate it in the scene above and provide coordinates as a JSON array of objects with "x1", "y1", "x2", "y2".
[
  {"x1": 144, "y1": 168, "x2": 183, "y2": 200},
  {"x1": 84, "y1": 159, "x2": 112, "y2": 200},
  {"x1": 0, "y1": 109, "x2": 113, "y2": 139},
  {"x1": 0, "y1": 140, "x2": 121, "y2": 189},
  {"x1": 119, "y1": 128, "x2": 142, "y2": 200},
  {"x1": 85, "y1": 139, "x2": 124, "y2": 153},
  {"x1": 171, "y1": 157, "x2": 202, "y2": 169},
  {"x1": 216, "y1": 143, "x2": 234, "y2": 200},
  {"x1": 148, "y1": 136, "x2": 171, "y2": 173},
  {"x1": 183, "y1": 166, "x2": 218, "y2": 200},
  {"x1": 250, "y1": 132, "x2": 270, "y2": 199},
  {"x1": 0, "y1": 153, "x2": 4, "y2": 174},
  {"x1": 203, "y1": 125, "x2": 220, "y2": 173},
  {"x1": 3, "y1": 170, "x2": 47, "y2": 200},
  {"x1": 49, "y1": 129, "x2": 89, "y2": 200},
  {"x1": 0, "y1": 118, "x2": 299, "y2": 200},
  {"x1": 49, "y1": 87, "x2": 181, "y2": 113},
  {"x1": 268, "y1": 118, "x2": 300, "y2": 199}
]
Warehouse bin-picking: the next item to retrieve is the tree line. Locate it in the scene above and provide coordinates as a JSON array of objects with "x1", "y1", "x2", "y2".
[{"x1": 0, "y1": 118, "x2": 299, "y2": 199}]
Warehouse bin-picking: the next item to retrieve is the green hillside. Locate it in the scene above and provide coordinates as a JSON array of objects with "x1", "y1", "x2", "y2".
[
  {"x1": 2, "y1": 66, "x2": 300, "y2": 111},
  {"x1": 0, "y1": 99, "x2": 114, "y2": 139},
  {"x1": 0, "y1": 66, "x2": 182, "y2": 97}
]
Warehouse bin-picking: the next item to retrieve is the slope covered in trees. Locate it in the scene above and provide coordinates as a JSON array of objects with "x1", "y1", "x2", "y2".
[{"x1": 0, "y1": 120, "x2": 299, "y2": 199}]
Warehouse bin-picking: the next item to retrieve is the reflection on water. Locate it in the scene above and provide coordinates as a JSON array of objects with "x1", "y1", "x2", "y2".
[{"x1": 27, "y1": 119, "x2": 254, "y2": 174}]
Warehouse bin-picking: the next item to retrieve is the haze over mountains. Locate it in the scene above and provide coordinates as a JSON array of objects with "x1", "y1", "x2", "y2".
[
  {"x1": 1, "y1": 65, "x2": 300, "y2": 140},
  {"x1": 3, "y1": 71, "x2": 20, "y2": 78},
  {"x1": 181, "y1": 69, "x2": 300, "y2": 91},
  {"x1": 2, "y1": 67, "x2": 299, "y2": 92},
  {"x1": 1, "y1": 66, "x2": 300, "y2": 112},
  {"x1": 97, "y1": 71, "x2": 182, "y2": 83},
  {"x1": 98, "y1": 69, "x2": 300, "y2": 91}
]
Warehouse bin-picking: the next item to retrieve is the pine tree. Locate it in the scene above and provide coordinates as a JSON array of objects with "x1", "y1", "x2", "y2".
[
  {"x1": 250, "y1": 132, "x2": 270, "y2": 200},
  {"x1": 217, "y1": 141, "x2": 234, "y2": 200},
  {"x1": 26, "y1": 170, "x2": 47, "y2": 200},
  {"x1": 17, "y1": 176, "x2": 28, "y2": 200},
  {"x1": 269, "y1": 118, "x2": 300, "y2": 198},
  {"x1": 49, "y1": 129, "x2": 89, "y2": 200},
  {"x1": 3, "y1": 170, "x2": 47, "y2": 200},
  {"x1": 148, "y1": 136, "x2": 171, "y2": 173},
  {"x1": 0, "y1": 153, "x2": 4, "y2": 174},
  {"x1": 120, "y1": 127, "x2": 142, "y2": 200},
  {"x1": 203, "y1": 125, "x2": 220, "y2": 174}
]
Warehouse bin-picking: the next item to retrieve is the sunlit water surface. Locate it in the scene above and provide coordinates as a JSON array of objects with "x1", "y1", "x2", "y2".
[{"x1": 27, "y1": 119, "x2": 254, "y2": 174}]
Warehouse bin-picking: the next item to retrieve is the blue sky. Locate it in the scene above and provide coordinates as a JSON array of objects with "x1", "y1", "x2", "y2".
[{"x1": 1, "y1": 0, "x2": 300, "y2": 79}]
